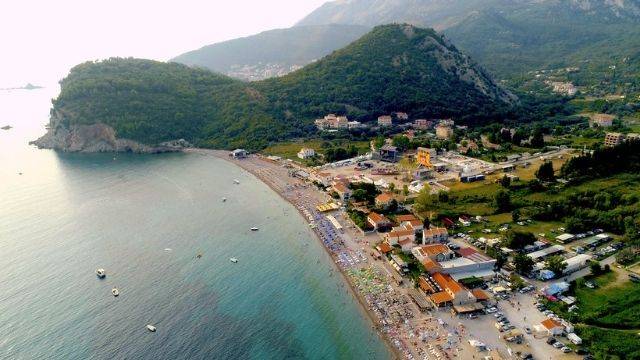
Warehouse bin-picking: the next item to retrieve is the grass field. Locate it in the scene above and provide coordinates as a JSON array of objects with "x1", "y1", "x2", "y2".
[{"x1": 262, "y1": 140, "x2": 370, "y2": 161}]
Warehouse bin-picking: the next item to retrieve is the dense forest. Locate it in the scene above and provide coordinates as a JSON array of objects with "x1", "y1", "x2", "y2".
[{"x1": 50, "y1": 25, "x2": 516, "y2": 150}]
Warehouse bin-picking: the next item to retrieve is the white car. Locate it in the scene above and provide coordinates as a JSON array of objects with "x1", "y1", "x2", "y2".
[{"x1": 486, "y1": 307, "x2": 498, "y2": 314}]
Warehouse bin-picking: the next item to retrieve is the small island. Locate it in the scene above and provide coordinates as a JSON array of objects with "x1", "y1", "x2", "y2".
[
  {"x1": 1, "y1": 125, "x2": 12, "y2": 130},
  {"x1": 0, "y1": 83, "x2": 43, "y2": 91}
]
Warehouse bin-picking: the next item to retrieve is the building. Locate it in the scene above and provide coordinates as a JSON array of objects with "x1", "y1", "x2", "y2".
[
  {"x1": 591, "y1": 114, "x2": 614, "y2": 128},
  {"x1": 379, "y1": 145, "x2": 399, "y2": 162},
  {"x1": 412, "y1": 244, "x2": 455, "y2": 271},
  {"x1": 438, "y1": 247, "x2": 497, "y2": 280},
  {"x1": 390, "y1": 254, "x2": 409, "y2": 274},
  {"x1": 555, "y1": 233, "x2": 575, "y2": 243},
  {"x1": 375, "y1": 193, "x2": 395, "y2": 208},
  {"x1": 563, "y1": 254, "x2": 592, "y2": 274},
  {"x1": 378, "y1": 115, "x2": 393, "y2": 127},
  {"x1": 315, "y1": 114, "x2": 349, "y2": 130},
  {"x1": 367, "y1": 212, "x2": 392, "y2": 231},
  {"x1": 605, "y1": 132, "x2": 625, "y2": 147},
  {"x1": 537, "y1": 319, "x2": 564, "y2": 336},
  {"x1": 429, "y1": 272, "x2": 475, "y2": 307},
  {"x1": 414, "y1": 119, "x2": 432, "y2": 130},
  {"x1": 385, "y1": 228, "x2": 416, "y2": 247},
  {"x1": 297, "y1": 148, "x2": 316, "y2": 159},
  {"x1": 423, "y1": 227, "x2": 449, "y2": 244},
  {"x1": 435, "y1": 124, "x2": 453, "y2": 140},
  {"x1": 347, "y1": 121, "x2": 364, "y2": 130},
  {"x1": 395, "y1": 112, "x2": 409, "y2": 121},
  {"x1": 397, "y1": 214, "x2": 424, "y2": 234},
  {"x1": 230, "y1": 149, "x2": 247, "y2": 159},
  {"x1": 527, "y1": 244, "x2": 565, "y2": 262},
  {"x1": 416, "y1": 147, "x2": 435, "y2": 168},
  {"x1": 332, "y1": 183, "x2": 352, "y2": 202}
]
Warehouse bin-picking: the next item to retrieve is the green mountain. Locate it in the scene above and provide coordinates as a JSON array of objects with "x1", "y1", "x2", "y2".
[
  {"x1": 296, "y1": 0, "x2": 640, "y2": 93},
  {"x1": 39, "y1": 25, "x2": 514, "y2": 151},
  {"x1": 171, "y1": 24, "x2": 370, "y2": 80}
]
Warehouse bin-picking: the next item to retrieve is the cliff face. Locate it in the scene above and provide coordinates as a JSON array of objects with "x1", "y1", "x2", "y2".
[{"x1": 31, "y1": 111, "x2": 191, "y2": 153}]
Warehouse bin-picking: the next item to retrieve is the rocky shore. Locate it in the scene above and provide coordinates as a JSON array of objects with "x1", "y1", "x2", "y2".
[{"x1": 30, "y1": 113, "x2": 191, "y2": 153}]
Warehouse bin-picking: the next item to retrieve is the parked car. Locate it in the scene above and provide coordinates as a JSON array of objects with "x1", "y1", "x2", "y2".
[
  {"x1": 562, "y1": 347, "x2": 572, "y2": 353},
  {"x1": 553, "y1": 342, "x2": 565, "y2": 349},
  {"x1": 547, "y1": 337, "x2": 557, "y2": 345}
]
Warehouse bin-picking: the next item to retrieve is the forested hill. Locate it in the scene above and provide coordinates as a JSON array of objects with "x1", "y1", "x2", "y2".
[
  {"x1": 171, "y1": 24, "x2": 370, "y2": 80},
  {"x1": 47, "y1": 25, "x2": 515, "y2": 150},
  {"x1": 296, "y1": 0, "x2": 640, "y2": 83}
]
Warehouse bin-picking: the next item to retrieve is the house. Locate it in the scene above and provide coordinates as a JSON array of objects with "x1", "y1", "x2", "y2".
[
  {"x1": 423, "y1": 227, "x2": 449, "y2": 244},
  {"x1": 590, "y1": 114, "x2": 614, "y2": 128},
  {"x1": 412, "y1": 244, "x2": 454, "y2": 265},
  {"x1": 429, "y1": 272, "x2": 476, "y2": 307},
  {"x1": 538, "y1": 319, "x2": 564, "y2": 336},
  {"x1": 297, "y1": 148, "x2": 316, "y2": 159},
  {"x1": 378, "y1": 115, "x2": 393, "y2": 127},
  {"x1": 375, "y1": 193, "x2": 395, "y2": 208},
  {"x1": 416, "y1": 147, "x2": 435, "y2": 168},
  {"x1": 460, "y1": 173, "x2": 485, "y2": 183},
  {"x1": 332, "y1": 183, "x2": 352, "y2": 202},
  {"x1": 398, "y1": 237, "x2": 415, "y2": 253},
  {"x1": 395, "y1": 112, "x2": 409, "y2": 121},
  {"x1": 367, "y1": 212, "x2": 392, "y2": 231},
  {"x1": 413, "y1": 119, "x2": 432, "y2": 130},
  {"x1": 385, "y1": 228, "x2": 415, "y2": 247},
  {"x1": 435, "y1": 124, "x2": 453, "y2": 140},
  {"x1": 230, "y1": 149, "x2": 247, "y2": 158},
  {"x1": 438, "y1": 247, "x2": 497, "y2": 280},
  {"x1": 379, "y1": 145, "x2": 398, "y2": 162},
  {"x1": 315, "y1": 114, "x2": 349, "y2": 130},
  {"x1": 347, "y1": 121, "x2": 364, "y2": 129},
  {"x1": 376, "y1": 241, "x2": 393, "y2": 255}
]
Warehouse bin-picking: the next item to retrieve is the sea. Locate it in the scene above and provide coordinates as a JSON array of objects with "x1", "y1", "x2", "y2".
[{"x1": 0, "y1": 86, "x2": 391, "y2": 360}]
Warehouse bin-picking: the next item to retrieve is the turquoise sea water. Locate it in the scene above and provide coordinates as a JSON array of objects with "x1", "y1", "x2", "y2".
[{"x1": 0, "y1": 88, "x2": 390, "y2": 359}]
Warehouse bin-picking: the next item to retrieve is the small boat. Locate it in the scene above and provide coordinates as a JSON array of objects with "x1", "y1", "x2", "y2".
[
  {"x1": 112, "y1": 288, "x2": 119, "y2": 297},
  {"x1": 222, "y1": 197, "x2": 227, "y2": 202},
  {"x1": 164, "y1": 248, "x2": 172, "y2": 252},
  {"x1": 196, "y1": 253, "x2": 203, "y2": 259},
  {"x1": 96, "y1": 268, "x2": 106, "y2": 278},
  {"x1": 230, "y1": 258, "x2": 238, "y2": 263},
  {"x1": 146, "y1": 325, "x2": 156, "y2": 332},
  {"x1": 233, "y1": 179, "x2": 240, "y2": 184},
  {"x1": 250, "y1": 227, "x2": 259, "y2": 231}
]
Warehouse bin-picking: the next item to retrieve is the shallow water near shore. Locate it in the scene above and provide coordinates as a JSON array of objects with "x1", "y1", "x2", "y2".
[{"x1": 0, "y1": 88, "x2": 391, "y2": 359}]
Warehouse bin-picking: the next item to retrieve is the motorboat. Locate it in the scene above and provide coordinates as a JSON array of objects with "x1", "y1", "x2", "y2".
[
  {"x1": 222, "y1": 197, "x2": 227, "y2": 202},
  {"x1": 96, "y1": 268, "x2": 106, "y2": 278},
  {"x1": 146, "y1": 325, "x2": 156, "y2": 332},
  {"x1": 112, "y1": 288, "x2": 119, "y2": 297},
  {"x1": 233, "y1": 179, "x2": 240, "y2": 184},
  {"x1": 230, "y1": 258, "x2": 238, "y2": 263},
  {"x1": 250, "y1": 227, "x2": 259, "y2": 231}
]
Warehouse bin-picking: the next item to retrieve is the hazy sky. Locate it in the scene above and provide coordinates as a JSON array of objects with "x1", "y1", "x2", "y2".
[{"x1": 0, "y1": 0, "x2": 326, "y2": 87}]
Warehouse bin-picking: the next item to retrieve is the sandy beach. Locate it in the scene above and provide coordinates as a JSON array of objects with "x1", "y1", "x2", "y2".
[{"x1": 186, "y1": 149, "x2": 489, "y2": 360}]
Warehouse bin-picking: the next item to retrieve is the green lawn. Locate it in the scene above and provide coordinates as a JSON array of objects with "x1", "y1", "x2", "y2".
[{"x1": 262, "y1": 139, "x2": 370, "y2": 161}]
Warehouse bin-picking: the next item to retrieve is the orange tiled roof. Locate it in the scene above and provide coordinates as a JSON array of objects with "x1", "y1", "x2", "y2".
[
  {"x1": 471, "y1": 289, "x2": 490, "y2": 301},
  {"x1": 387, "y1": 229, "x2": 415, "y2": 238},
  {"x1": 376, "y1": 193, "x2": 394, "y2": 203},
  {"x1": 541, "y1": 318, "x2": 563, "y2": 330},
  {"x1": 377, "y1": 242, "x2": 392, "y2": 254},
  {"x1": 334, "y1": 183, "x2": 349, "y2": 193},
  {"x1": 424, "y1": 227, "x2": 448, "y2": 237},
  {"x1": 398, "y1": 237, "x2": 413, "y2": 245},
  {"x1": 430, "y1": 291, "x2": 454, "y2": 304},
  {"x1": 368, "y1": 212, "x2": 388, "y2": 224},
  {"x1": 416, "y1": 244, "x2": 449, "y2": 257},
  {"x1": 396, "y1": 214, "x2": 418, "y2": 222},
  {"x1": 421, "y1": 258, "x2": 441, "y2": 272},
  {"x1": 419, "y1": 277, "x2": 436, "y2": 293},
  {"x1": 432, "y1": 272, "x2": 464, "y2": 294}
]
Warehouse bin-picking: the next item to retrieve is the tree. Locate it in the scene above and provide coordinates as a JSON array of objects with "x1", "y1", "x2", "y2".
[
  {"x1": 530, "y1": 128, "x2": 545, "y2": 148},
  {"x1": 589, "y1": 261, "x2": 603, "y2": 275},
  {"x1": 374, "y1": 136, "x2": 385, "y2": 149},
  {"x1": 392, "y1": 135, "x2": 410, "y2": 151},
  {"x1": 413, "y1": 186, "x2": 433, "y2": 213},
  {"x1": 388, "y1": 182, "x2": 396, "y2": 193},
  {"x1": 351, "y1": 188, "x2": 368, "y2": 202},
  {"x1": 514, "y1": 253, "x2": 535, "y2": 274},
  {"x1": 545, "y1": 255, "x2": 567, "y2": 276},
  {"x1": 617, "y1": 248, "x2": 637, "y2": 265},
  {"x1": 511, "y1": 208, "x2": 521, "y2": 223},
  {"x1": 536, "y1": 161, "x2": 555, "y2": 182},
  {"x1": 494, "y1": 190, "x2": 512, "y2": 213},
  {"x1": 500, "y1": 175, "x2": 511, "y2": 188},
  {"x1": 402, "y1": 184, "x2": 409, "y2": 196},
  {"x1": 504, "y1": 231, "x2": 536, "y2": 249}
]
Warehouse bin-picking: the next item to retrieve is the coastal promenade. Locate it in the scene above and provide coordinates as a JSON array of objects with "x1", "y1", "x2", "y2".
[{"x1": 193, "y1": 150, "x2": 485, "y2": 360}]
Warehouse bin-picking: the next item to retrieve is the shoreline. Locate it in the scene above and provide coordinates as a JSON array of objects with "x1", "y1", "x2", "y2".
[{"x1": 190, "y1": 148, "x2": 402, "y2": 360}]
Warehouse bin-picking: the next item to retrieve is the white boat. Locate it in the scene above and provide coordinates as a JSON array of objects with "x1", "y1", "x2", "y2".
[
  {"x1": 112, "y1": 288, "x2": 119, "y2": 297},
  {"x1": 96, "y1": 268, "x2": 106, "y2": 278},
  {"x1": 146, "y1": 325, "x2": 156, "y2": 332},
  {"x1": 250, "y1": 227, "x2": 259, "y2": 231},
  {"x1": 233, "y1": 179, "x2": 240, "y2": 184},
  {"x1": 222, "y1": 197, "x2": 227, "y2": 202},
  {"x1": 230, "y1": 258, "x2": 238, "y2": 263}
]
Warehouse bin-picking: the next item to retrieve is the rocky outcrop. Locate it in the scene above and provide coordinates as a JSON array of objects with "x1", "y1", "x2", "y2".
[{"x1": 30, "y1": 112, "x2": 191, "y2": 153}]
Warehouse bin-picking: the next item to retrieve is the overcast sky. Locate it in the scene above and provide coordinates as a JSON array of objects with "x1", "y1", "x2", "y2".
[{"x1": 0, "y1": 0, "x2": 326, "y2": 87}]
